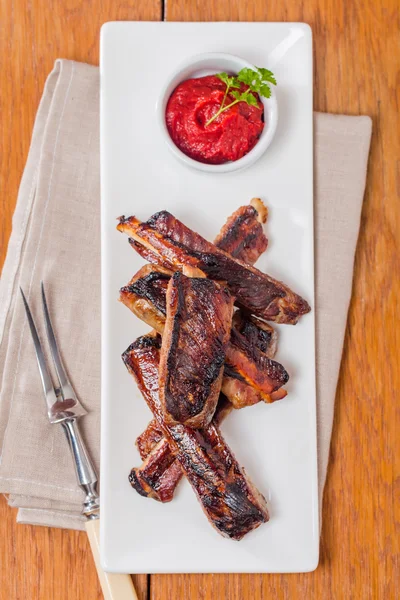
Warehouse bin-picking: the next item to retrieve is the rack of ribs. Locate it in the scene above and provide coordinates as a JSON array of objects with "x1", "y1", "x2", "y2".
[
  {"x1": 123, "y1": 333, "x2": 269, "y2": 540},
  {"x1": 117, "y1": 208, "x2": 310, "y2": 324},
  {"x1": 159, "y1": 272, "x2": 234, "y2": 428}
]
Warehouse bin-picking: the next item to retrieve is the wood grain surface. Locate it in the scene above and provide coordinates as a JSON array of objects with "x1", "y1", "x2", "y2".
[{"x1": 0, "y1": 0, "x2": 399, "y2": 599}]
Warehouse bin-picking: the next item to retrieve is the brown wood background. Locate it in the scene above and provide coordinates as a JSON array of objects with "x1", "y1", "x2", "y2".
[{"x1": 0, "y1": 0, "x2": 399, "y2": 598}]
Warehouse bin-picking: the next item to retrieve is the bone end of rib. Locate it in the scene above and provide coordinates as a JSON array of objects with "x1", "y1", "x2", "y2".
[{"x1": 250, "y1": 198, "x2": 268, "y2": 224}]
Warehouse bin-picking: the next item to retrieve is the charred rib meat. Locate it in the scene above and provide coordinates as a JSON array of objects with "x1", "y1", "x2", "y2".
[
  {"x1": 232, "y1": 311, "x2": 278, "y2": 357},
  {"x1": 136, "y1": 418, "x2": 164, "y2": 459},
  {"x1": 120, "y1": 264, "x2": 172, "y2": 333},
  {"x1": 214, "y1": 198, "x2": 268, "y2": 264},
  {"x1": 129, "y1": 437, "x2": 183, "y2": 503},
  {"x1": 159, "y1": 272, "x2": 234, "y2": 428}
]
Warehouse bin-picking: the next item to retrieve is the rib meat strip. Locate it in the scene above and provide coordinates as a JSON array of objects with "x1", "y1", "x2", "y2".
[
  {"x1": 159, "y1": 272, "x2": 234, "y2": 428},
  {"x1": 123, "y1": 333, "x2": 269, "y2": 540},
  {"x1": 117, "y1": 210, "x2": 310, "y2": 324},
  {"x1": 214, "y1": 198, "x2": 268, "y2": 264}
]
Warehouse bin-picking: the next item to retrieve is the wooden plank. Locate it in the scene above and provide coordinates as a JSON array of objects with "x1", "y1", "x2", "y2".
[
  {"x1": 148, "y1": 0, "x2": 400, "y2": 598},
  {"x1": 0, "y1": 2, "x2": 160, "y2": 599}
]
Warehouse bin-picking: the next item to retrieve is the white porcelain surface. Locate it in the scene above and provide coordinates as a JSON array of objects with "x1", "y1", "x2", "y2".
[
  {"x1": 100, "y1": 21, "x2": 317, "y2": 574},
  {"x1": 157, "y1": 52, "x2": 278, "y2": 173}
]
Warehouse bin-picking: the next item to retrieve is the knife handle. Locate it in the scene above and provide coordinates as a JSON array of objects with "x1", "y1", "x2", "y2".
[{"x1": 85, "y1": 518, "x2": 138, "y2": 600}]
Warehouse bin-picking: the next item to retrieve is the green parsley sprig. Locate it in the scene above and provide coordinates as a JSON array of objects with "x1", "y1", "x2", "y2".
[{"x1": 205, "y1": 66, "x2": 277, "y2": 127}]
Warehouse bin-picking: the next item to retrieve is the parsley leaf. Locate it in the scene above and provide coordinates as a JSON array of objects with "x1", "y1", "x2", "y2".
[
  {"x1": 231, "y1": 90, "x2": 243, "y2": 100},
  {"x1": 259, "y1": 84, "x2": 272, "y2": 99},
  {"x1": 216, "y1": 72, "x2": 231, "y2": 86},
  {"x1": 205, "y1": 66, "x2": 276, "y2": 127},
  {"x1": 257, "y1": 68, "x2": 277, "y2": 86},
  {"x1": 216, "y1": 72, "x2": 241, "y2": 88},
  {"x1": 237, "y1": 66, "x2": 277, "y2": 99},
  {"x1": 245, "y1": 93, "x2": 259, "y2": 107},
  {"x1": 236, "y1": 68, "x2": 257, "y2": 87}
]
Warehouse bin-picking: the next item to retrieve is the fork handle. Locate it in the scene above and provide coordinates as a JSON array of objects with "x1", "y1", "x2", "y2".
[
  {"x1": 62, "y1": 418, "x2": 100, "y2": 516},
  {"x1": 62, "y1": 418, "x2": 98, "y2": 487},
  {"x1": 86, "y1": 518, "x2": 138, "y2": 600}
]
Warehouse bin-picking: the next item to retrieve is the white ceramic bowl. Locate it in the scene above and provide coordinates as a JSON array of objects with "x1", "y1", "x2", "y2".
[{"x1": 157, "y1": 52, "x2": 278, "y2": 174}]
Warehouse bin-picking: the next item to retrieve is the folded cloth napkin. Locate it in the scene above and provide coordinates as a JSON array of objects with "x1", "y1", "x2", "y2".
[{"x1": 0, "y1": 59, "x2": 372, "y2": 531}]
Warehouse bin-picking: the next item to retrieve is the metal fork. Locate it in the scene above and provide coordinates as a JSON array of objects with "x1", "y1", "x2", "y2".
[
  {"x1": 20, "y1": 283, "x2": 100, "y2": 518},
  {"x1": 20, "y1": 284, "x2": 138, "y2": 600}
]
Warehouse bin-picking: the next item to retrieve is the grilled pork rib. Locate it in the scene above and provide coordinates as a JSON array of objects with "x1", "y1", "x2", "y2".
[
  {"x1": 120, "y1": 200, "x2": 282, "y2": 410},
  {"x1": 117, "y1": 210, "x2": 310, "y2": 324},
  {"x1": 121, "y1": 264, "x2": 172, "y2": 333},
  {"x1": 123, "y1": 334, "x2": 269, "y2": 539},
  {"x1": 132, "y1": 199, "x2": 268, "y2": 270},
  {"x1": 119, "y1": 198, "x2": 269, "y2": 337},
  {"x1": 133, "y1": 396, "x2": 233, "y2": 503},
  {"x1": 214, "y1": 198, "x2": 268, "y2": 264},
  {"x1": 129, "y1": 239, "x2": 176, "y2": 271},
  {"x1": 232, "y1": 311, "x2": 278, "y2": 356},
  {"x1": 129, "y1": 437, "x2": 183, "y2": 503},
  {"x1": 159, "y1": 273, "x2": 234, "y2": 428},
  {"x1": 136, "y1": 396, "x2": 233, "y2": 463}
]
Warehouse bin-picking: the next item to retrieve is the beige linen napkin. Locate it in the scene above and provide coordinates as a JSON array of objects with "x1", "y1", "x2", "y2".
[{"x1": 0, "y1": 59, "x2": 372, "y2": 531}]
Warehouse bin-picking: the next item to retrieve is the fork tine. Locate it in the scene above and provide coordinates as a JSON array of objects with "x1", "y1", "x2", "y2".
[
  {"x1": 20, "y1": 287, "x2": 57, "y2": 404},
  {"x1": 41, "y1": 282, "x2": 69, "y2": 391}
]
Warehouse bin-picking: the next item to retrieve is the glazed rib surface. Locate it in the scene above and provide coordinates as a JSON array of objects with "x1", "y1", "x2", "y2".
[
  {"x1": 214, "y1": 198, "x2": 268, "y2": 264},
  {"x1": 159, "y1": 272, "x2": 234, "y2": 428}
]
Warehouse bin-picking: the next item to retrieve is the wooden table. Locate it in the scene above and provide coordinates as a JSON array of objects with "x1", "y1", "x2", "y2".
[{"x1": 1, "y1": 1, "x2": 398, "y2": 598}]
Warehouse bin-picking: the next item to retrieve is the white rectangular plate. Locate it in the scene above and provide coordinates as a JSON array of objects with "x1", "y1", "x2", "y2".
[{"x1": 100, "y1": 21, "x2": 318, "y2": 574}]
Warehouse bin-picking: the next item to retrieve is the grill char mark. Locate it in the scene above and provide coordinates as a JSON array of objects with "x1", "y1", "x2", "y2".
[{"x1": 232, "y1": 311, "x2": 277, "y2": 356}]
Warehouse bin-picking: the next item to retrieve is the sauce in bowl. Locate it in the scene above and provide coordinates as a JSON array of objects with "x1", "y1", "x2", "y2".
[{"x1": 166, "y1": 75, "x2": 264, "y2": 165}]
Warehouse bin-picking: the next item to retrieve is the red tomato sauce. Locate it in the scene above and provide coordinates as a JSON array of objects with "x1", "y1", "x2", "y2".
[{"x1": 166, "y1": 75, "x2": 264, "y2": 165}]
